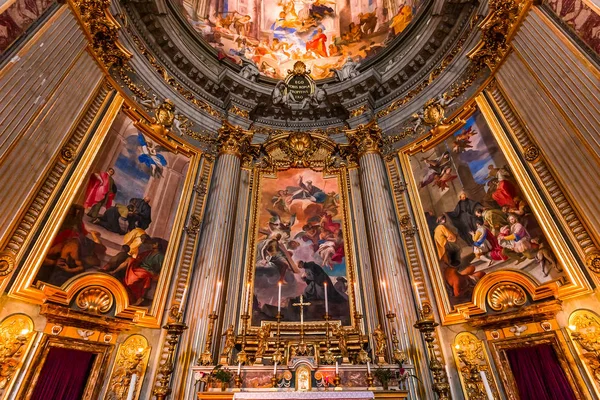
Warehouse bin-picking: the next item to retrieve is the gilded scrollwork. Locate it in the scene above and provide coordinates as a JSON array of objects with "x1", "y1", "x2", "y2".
[
  {"x1": 345, "y1": 121, "x2": 383, "y2": 158},
  {"x1": 568, "y1": 310, "x2": 600, "y2": 388},
  {"x1": 104, "y1": 334, "x2": 150, "y2": 400},
  {"x1": 453, "y1": 332, "x2": 500, "y2": 400},
  {"x1": 0, "y1": 315, "x2": 34, "y2": 395},
  {"x1": 218, "y1": 123, "x2": 256, "y2": 157}
]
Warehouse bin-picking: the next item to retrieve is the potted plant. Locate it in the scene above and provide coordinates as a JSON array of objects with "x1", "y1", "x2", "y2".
[
  {"x1": 211, "y1": 365, "x2": 233, "y2": 391},
  {"x1": 373, "y1": 367, "x2": 394, "y2": 390}
]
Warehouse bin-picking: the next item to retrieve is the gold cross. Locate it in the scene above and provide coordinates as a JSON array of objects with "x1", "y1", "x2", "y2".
[{"x1": 292, "y1": 295, "x2": 311, "y2": 326}]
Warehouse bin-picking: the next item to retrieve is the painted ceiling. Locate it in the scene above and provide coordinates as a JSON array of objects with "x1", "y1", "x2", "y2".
[{"x1": 177, "y1": 0, "x2": 426, "y2": 79}]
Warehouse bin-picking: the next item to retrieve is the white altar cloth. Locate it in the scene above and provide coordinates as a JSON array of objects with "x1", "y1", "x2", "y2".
[{"x1": 233, "y1": 392, "x2": 374, "y2": 399}]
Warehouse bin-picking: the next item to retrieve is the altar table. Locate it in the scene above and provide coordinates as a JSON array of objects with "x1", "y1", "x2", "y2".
[{"x1": 233, "y1": 392, "x2": 374, "y2": 399}]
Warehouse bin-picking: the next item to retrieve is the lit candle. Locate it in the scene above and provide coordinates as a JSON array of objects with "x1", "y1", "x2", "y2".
[
  {"x1": 277, "y1": 282, "x2": 282, "y2": 313},
  {"x1": 324, "y1": 282, "x2": 329, "y2": 314},
  {"x1": 414, "y1": 282, "x2": 422, "y2": 308},
  {"x1": 213, "y1": 281, "x2": 222, "y2": 313},
  {"x1": 126, "y1": 373, "x2": 137, "y2": 400},
  {"x1": 178, "y1": 285, "x2": 188, "y2": 313},
  {"x1": 335, "y1": 360, "x2": 339, "y2": 375},
  {"x1": 245, "y1": 283, "x2": 251, "y2": 313},
  {"x1": 480, "y1": 371, "x2": 494, "y2": 400},
  {"x1": 367, "y1": 361, "x2": 371, "y2": 374},
  {"x1": 273, "y1": 362, "x2": 277, "y2": 375},
  {"x1": 237, "y1": 362, "x2": 241, "y2": 375}
]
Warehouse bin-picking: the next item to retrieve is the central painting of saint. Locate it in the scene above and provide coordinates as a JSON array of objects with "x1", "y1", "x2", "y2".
[
  {"x1": 178, "y1": 0, "x2": 424, "y2": 79},
  {"x1": 251, "y1": 169, "x2": 351, "y2": 326}
]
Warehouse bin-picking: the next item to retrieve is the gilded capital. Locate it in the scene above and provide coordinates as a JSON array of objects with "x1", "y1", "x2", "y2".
[
  {"x1": 345, "y1": 122, "x2": 383, "y2": 158},
  {"x1": 217, "y1": 123, "x2": 255, "y2": 158}
]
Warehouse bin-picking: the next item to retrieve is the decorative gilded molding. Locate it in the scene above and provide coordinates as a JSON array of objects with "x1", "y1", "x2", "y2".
[
  {"x1": 487, "y1": 85, "x2": 600, "y2": 278},
  {"x1": 184, "y1": 215, "x2": 202, "y2": 235},
  {"x1": 568, "y1": 309, "x2": 600, "y2": 395},
  {"x1": 522, "y1": 144, "x2": 540, "y2": 162},
  {"x1": 217, "y1": 123, "x2": 256, "y2": 157},
  {"x1": 59, "y1": 146, "x2": 76, "y2": 164},
  {"x1": 349, "y1": 105, "x2": 368, "y2": 119},
  {"x1": 75, "y1": 286, "x2": 114, "y2": 314},
  {"x1": 452, "y1": 332, "x2": 500, "y2": 400},
  {"x1": 104, "y1": 334, "x2": 151, "y2": 400},
  {"x1": 486, "y1": 283, "x2": 527, "y2": 312},
  {"x1": 228, "y1": 105, "x2": 249, "y2": 119},
  {"x1": 70, "y1": 0, "x2": 131, "y2": 68},
  {"x1": 345, "y1": 121, "x2": 383, "y2": 157},
  {"x1": 0, "y1": 252, "x2": 15, "y2": 278},
  {"x1": 0, "y1": 314, "x2": 34, "y2": 398},
  {"x1": 260, "y1": 130, "x2": 339, "y2": 171}
]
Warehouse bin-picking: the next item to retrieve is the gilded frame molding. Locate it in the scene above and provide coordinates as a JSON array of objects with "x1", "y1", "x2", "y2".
[
  {"x1": 489, "y1": 330, "x2": 588, "y2": 400},
  {"x1": 243, "y1": 161, "x2": 358, "y2": 333},
  {"x1": 396, "y1": 93, "x2": 590, "y2": 324},
  {"x1": 567, "y1": 309, "x2": 600, "y2": 398},
  {"x1": 7, "y1": 93, "x2": 206, "y2": 328}
]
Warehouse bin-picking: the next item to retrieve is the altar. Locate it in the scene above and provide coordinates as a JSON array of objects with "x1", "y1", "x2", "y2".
[{"x1": 233, "y1": 392, "x2": 374, "y2": 399}]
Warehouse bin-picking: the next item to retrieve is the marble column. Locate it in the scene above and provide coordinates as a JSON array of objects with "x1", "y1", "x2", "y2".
[
  {"x1": 347, "y1": 123, "x2": 422, "y2": 397},
  {"x1": 178, "y1": 125, "x2": 253, "y2": 399}
]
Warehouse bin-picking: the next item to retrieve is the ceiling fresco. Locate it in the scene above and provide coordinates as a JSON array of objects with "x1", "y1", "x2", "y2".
[{"x1": 177, "y1": 0, "x2": 426, "y2": 79}]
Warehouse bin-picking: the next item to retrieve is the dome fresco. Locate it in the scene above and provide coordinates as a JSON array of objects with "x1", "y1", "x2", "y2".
[{"x1": 177, "y1": 0, "x2": 426, "y2": 79}]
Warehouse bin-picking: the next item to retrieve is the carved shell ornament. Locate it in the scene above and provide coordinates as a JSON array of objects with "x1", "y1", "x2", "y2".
[
  {"x1": 75, "y1": 286, "x2": 114, "y2": 314},
  {"x1": 487, "y1": 282, "x2": 527, "y2": 311},
  {"x1": 422, "y1": 99, "x2": 445, "y2": 126}
]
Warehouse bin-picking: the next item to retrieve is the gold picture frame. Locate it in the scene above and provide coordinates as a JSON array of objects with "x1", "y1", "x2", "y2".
[
  {"x1": 243, "y1": 163, "x2": 358, "y2": 332},
  {"x1": 8, "y1": 94, "x2": 204, "y2": 328},
  {"x1": 398, "y1": 94, "x2": 590, "y2": 324}
]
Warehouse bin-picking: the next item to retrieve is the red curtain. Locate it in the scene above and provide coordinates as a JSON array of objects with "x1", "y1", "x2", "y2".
[
  {"x1": 505, "y1": 344, "x2": 577, "y2": 400},
  {"x1": 30, "y1": 347, "x2": 96, "y2": 400}
]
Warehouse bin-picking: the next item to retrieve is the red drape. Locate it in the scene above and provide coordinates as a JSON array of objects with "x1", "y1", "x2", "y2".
[
  {"x1": 505, "y1": 344, "x2": 577, "y2": 400},
  {"x1": 30, "y1": 347, "x2": 96, "y2": 400}
]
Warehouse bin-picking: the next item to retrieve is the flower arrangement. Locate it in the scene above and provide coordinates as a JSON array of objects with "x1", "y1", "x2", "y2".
[
  {"x1": 373, "y1": 367, "x2": 394, "y2": 390},
  {"x1": 211, "y1": 365, "x2": 233, "y2": 391}
]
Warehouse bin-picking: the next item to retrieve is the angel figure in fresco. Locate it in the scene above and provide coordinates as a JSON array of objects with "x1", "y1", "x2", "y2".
[
  {"x1": 452, "y1": 127, "x2": 476, "y2": 153},
  {"x1": 389, "y1": 4, "x2": 412, "y2": 35},
  {"x1": 433, "y1": 167, "x2": 457, "y2": 191},
  {"x1": 419, "y1": 151, "x2": 452, "y2": 189},
  {"x1": 272, "y1": 189, "x2": 293, "y2": 213},
  {"x1": 137, "y1": 133, "x2": 167, "y2": 178}
]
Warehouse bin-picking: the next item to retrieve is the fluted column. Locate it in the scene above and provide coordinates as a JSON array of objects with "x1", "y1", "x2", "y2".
[
  {"x1": 347, "y1": 123, "x2": 423, "y2": 397},
  {"x1": 178, "y1": 125, "x2": 254, "y2": 399}
]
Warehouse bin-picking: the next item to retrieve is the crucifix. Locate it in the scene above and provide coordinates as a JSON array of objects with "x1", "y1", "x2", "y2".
[{"x1": 293, "y1": 295, "x2": 311, "y2": 343}]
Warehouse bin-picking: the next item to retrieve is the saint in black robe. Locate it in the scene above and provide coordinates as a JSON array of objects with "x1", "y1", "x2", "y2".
[{"x1": 447, "y1": 197, "x2": 482, "y2": 245}]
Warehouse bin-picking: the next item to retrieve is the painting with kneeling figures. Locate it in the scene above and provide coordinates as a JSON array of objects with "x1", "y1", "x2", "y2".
[
  {"x1": 251, "y1": 168, "x2": 351, "y2": 326},
  {"x1": 35, "y1": 111, "x2": 189, "y2": 308},
  {"x1": 410, "y1": 109, "x2": 566, "y2": 308}
]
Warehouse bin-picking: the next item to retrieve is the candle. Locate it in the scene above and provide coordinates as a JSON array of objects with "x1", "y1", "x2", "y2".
[
  {"x1": 414, "y1": 282, "x2": 422, "y2": 308},
  {"x1": 380, "y1": 281, "x2": 390, "y2": 312},
  {"x1": 273, "y1": 362, "x2": 277, "y2": 375},
  {"x1": 245, "y1": 283, "x2": 251, "y2": 313},
  {"x1": 367, "y1": 361, "x2": 371, "y2": 374},
  {"x1": 126, "y1": 373, "x2": 137, "y2": 400},
  {"x1": 480, "y1": 371, "x2": 494, "y2": 400},
  {"x1": 213, "y1": 281, "x2": 222, "y2": 313},
  {"x1": 335, "y1": 361, "x2": 339, "y2": 375},
  {"x1": 178, "y1": 285, "x2": 188, "y2": 313},
  {"x1": 277, "y1": 282, "x2": 282, "y2": 312},
  {"x1": 324, "y1": 282, "x2": 329, "y2": 314},
  {"x1": 237, "y1": 362, "x2": 241, "y2": 375}
]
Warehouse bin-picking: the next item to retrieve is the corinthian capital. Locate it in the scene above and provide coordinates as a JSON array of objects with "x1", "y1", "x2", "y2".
[
  {"x1": 217, "y1": 123, "x2": 255, "y2": 158},
  {"x1": 345, "y1": 121, "x2": 383, "y2": 158}
]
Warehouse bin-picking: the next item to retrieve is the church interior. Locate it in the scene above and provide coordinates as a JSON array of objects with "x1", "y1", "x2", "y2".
[{"x1": 1, "y1": 0, "x2": 600, "y2": 398}]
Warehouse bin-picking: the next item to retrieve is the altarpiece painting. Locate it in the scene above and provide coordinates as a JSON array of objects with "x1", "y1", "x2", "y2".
[
  {"x1": 401, "y1": 96, "x2": 589, "y2": 322},
  {"x1": 12, "y1": 108, "x2": 195, "y2": 324},
  {"x1": 250, "y1": 168, "x2": 351, "y2": 326}
]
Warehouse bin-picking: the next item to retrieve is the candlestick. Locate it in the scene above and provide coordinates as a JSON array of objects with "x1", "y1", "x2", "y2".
[
  {"x1": 126, "y1": 373, "x2": 137, "y2": 400},
  {"x1": 152, "y1": 319, "x2": 188, "y2": 400},
  {"x1": 237, "y1": 362, "x2": 241, "y2": 375},
  {"x1": 367, "y1": 361, "x2": 371, "y2": 374},
  {"x1": 324, "y1": 282, "x2": 329, "y2": 313},
  {"x1": 198, "y1": 312, "x2": 219, "y2": 366},
  {"x1": 414, "y1": 315, "x2": 450, "y2": 400},
  {"x1": 277, "y1": 282, "x2": 281, "y2": 312},
  {"x1": 213, "y1": 281, "x2": 222, "y2": 312}
]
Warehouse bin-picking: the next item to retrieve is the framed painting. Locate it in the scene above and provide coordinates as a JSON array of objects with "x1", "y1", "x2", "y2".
[
  {"x1": 10, "y1": 101, "x2": 200, "y2": 327},
  {"x1": 399, "y1": 94, "x2": 590, "y2": 323},
  {"x1": 246, "y1": 167, "x2": 354, "y2": 329}
]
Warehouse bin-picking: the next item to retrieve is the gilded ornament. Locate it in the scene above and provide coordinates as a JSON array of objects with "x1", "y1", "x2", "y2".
[
  {"x1": 586, "y1": 252, "x2": 600, "y2": 274},
  {"x1": 0, "y1": 252, "x2": 15, "y2": 277},
  {"x1": 487, "y1": 283, "x2": 527, "y2": 311},
  {"x1": 75, "y1": 286, "x2": 114, "y2": 314},
  {"x1": 422, "y1": 98, "x2": 446, "y2": 126},
  {"x1": 568, "y1": 310, "x2": 600, "y2": 386},
  {"x1": 229, "y1": 105, "x2": 249, "y2": 119},
  {"x1": 217, "y1": 124, "x2": 255, "y2": 157},
  {"x1": 523, "y1": 144, "x2": 540, "y2": 162},
  {"x1": 399, "y1": 214, "x2": 411, "y2": 228},
  {"x1": 453, "y1": 332, "x2": 498, "y2": 400},
  {"x1": 372, "y1": 324, "x2": 387, "y2": 363},
  {"x1": 185, "y1": 215, "x2": 202, "y2": 235},
  {"x1": 350, "y1": 105, "x2": 368, "y2": 119},
  {"x1": 0, "y1": 315, "x2": 33, "y2": 392},
  {"x1": 104, "y1": 334, "x2": 149, "y2": 400},
  {"x1": 280, "y1": 132, "x2": 319, "y2": 167},
  {"x1": 345, "y1": 121, "x2": 383, "y2": 158},
  {"x1": 60, "y1": 146, "x2": 76, "y2": 164}
]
